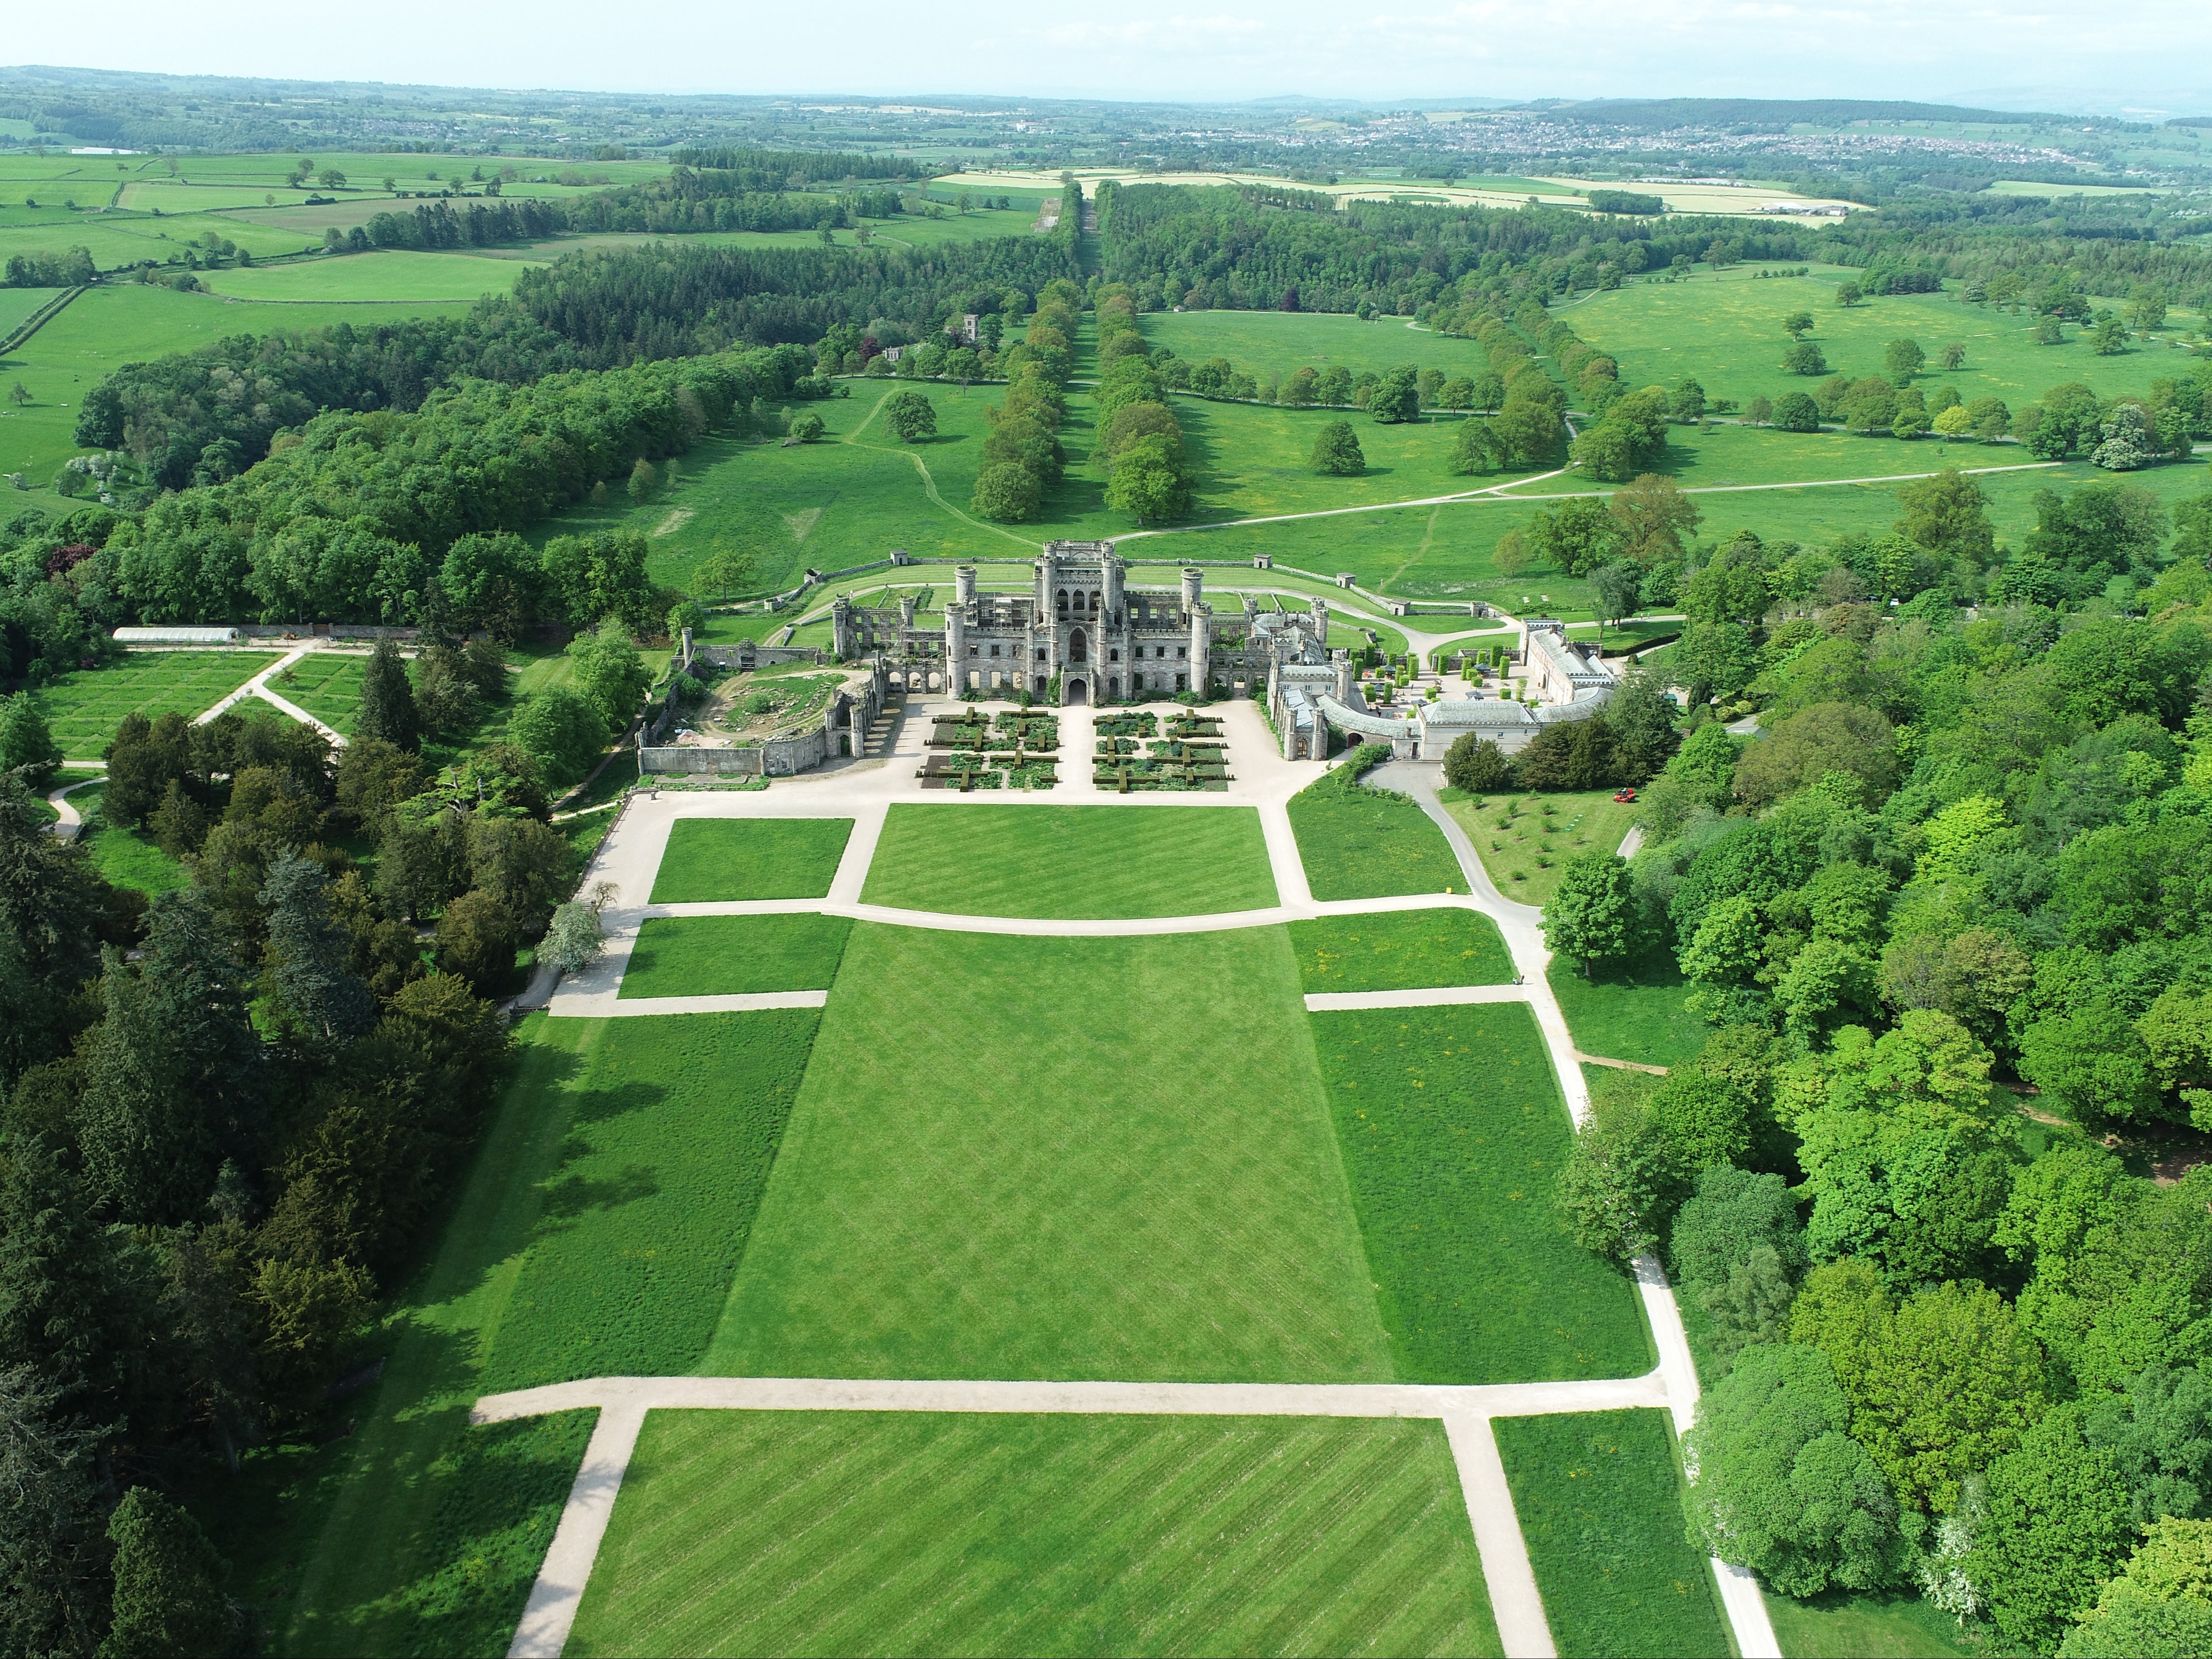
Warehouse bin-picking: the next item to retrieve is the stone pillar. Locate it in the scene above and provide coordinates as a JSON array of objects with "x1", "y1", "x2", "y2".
[
  {"x1": 1189, "y1": 606, "x2": 1210, "y2": 695},
  {"x1": 831, "y1": 595, "x2": 853, "y2": 660},
  {"x1": 955, "y1": 564, "x2": 977, "y2": 606},
  {"x1": 899, "y1": 593, "x2": 917, "y2": 628},
  {"x1": 1103, "y1": 551, "x2": 1125, "y2": 624},
  {"x1": 1181, "y1": 566, "x2": 1202, "y2": 612},
  {"x1": 1036, "y1": 546, "x2": 1059, "y2": 619},
  {"x1": 944, "y1": 603, "x2": 967, "y2": 690},
  {"x1": 1334, "y1": 650, "x2": 1353, "y2": 702}
]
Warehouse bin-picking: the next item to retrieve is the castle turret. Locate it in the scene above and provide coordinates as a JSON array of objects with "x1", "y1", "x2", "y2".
[
  {"x1": 831, "y1": 595, "x2": 854, "y2": 660},
  {"x1": 955, "y1": 564, "x2": 977, "y2": 606},
  {"x1": 944, "y1": 601, "x2": 968, "y2": 689},
  {"x1": 1103, "y1": 550, "x2": 1125, "y2": 623},
  {"x1": 1181, "y1": 566, "x2": 1203, "y2": 613},
  {"x1": 1189, "y1": 604, "x2": 1211, "y2": 694},
  {"x1": 899, "y1": 593, "x2": 917, "y2": 628},
  {"x1": 1036, "y1": 546, "x2": 1060, "y2": 618}
]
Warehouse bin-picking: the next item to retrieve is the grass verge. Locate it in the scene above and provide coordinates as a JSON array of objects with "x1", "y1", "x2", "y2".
[
  {"x1": 1291, "y1": 908, "x2": 1514, "y2": 992},
  {"x1": 704, "y1": 923, "x2": 1391, "y2": 1382},
  {"x1": 1312, "y1": 1003, "x2": 1649, "y2": 1382},
  {"x1": 1493, "y1": 1410, "x2": 1733, "y2": 1659},
  {"x1": 1548, "y1": 950, "x2": 1703, "y2": 1069},
  {"x1": 619, "y1": 914, "x2": 853, "y2": 998},
  {"x1": 1764, "y1": 1589, "x2": 1975, "y2": 1658},
  {"x1": 647, "y1": 816, "x2": 853, "y2": 903},
  {"x1": 1289, "y1": 772, "x2": 1460, "y2": 903},
  {"x1": 567, "y1": 1410, "x2": 1502, "y2": 1659},
  {"x1": 860, "y1": 803, "x2": 1278, "y2": 919}
]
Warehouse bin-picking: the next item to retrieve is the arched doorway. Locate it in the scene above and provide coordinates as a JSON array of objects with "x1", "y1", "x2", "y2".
[
  {"x1": 1066, "y1": 677, "x2": 1089, "y2": 705},
  {"x1": 1068, "y1": 627, "x2": 1089, "y2": 663}
]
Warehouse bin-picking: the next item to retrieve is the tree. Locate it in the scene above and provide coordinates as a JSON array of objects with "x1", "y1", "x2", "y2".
[
  {"x1": 1884, "y1": 338, "x2": 1926, "y2": 384},
  {"x1": 1591, "y1": 561, "x2": 1642, "y2": 646},
  {"x1": 1670, "y1": 1166, "x2": 1807, "y2": 1356},
  {"x1": 1970, "y1": 1406, "x2": 2137, "y2": 1653},
  {"x1": 1556, "y1": 1086, "x2": 1682, "y2": 1262},
  {"x1": 1939, "y1": 342, "x2": 1967, "y2": 371},
  {"x1": 0, "y1": 694, "x2": 62, "y2": 790},
  {"x1": 1683, "y1": 1343, "x2": 1909, "y2": 1597},
  {"x1": 1895, "y1": 467, "x2": 1995, "y2": 563},
  {"x1": 1608, "y1": 472, "x2": 1701, "y2": 564},
  {"x1": 693, "y1": 546, "x2": 754, "y2": 604},
  {"x1": 1544, "y1": 852, "x2": 1636, "y2": 976},
  {"x1": 1745, "y1": 395, "x2": 1773, "y2": 426},
  {"x1": 1782, "y1": 339, "x2": 1829, "y2": 376},
  {"x1": 2091, "y1": 316, "x2": 2129, "y2": 356},
  {"x1": 101, "y1": 1485, "x2": 234, "y2": 1659},
  {"x1": 260, "y1": 853, "x2": 374, "y2": 1044},
  {"x1": 970, "y1": 461, "x2": 1043, "y2": 522},
  {"x1": 790, "y1": 412, "x2": 825, "y2": 442},
  {"x1": 1783, "y1": 311, "x2": 1816, "y2": 340},
  {"x1": 1443, "y1": 734, "x2": 1511, "y2": 793},
  {"x1": 436, "y1": 887, "x2": 520, "y2": 995},
  {"x1": 566, "y1": 616, "x2": 650, "y2": 739},
  {"x1": 1103, "y1": 437, "x2": 1192, "y2": 524},
  {"x1": 2019, "y1": 1008, "x2": 2163, "y2": 1127},
  {"x1": 1837, "y1": 281, "x2": 1864, "y2": 307},
  {"x1": 1601, "y1": 667, "x2": 1680, "y2": 783},
  {"x1": 1732, "y1": 702, "x2": 1898, "y2": 808},
  {"x1": 2084, "y1": 1364, "x2": 2212, "y2": 1528},
  {"x1": 1530, "y1": 496, "x2": 1619, "y2": 576},
  {"x1": 540, "y1": 883, "x2": 616, "y2": 977},
  {"x1": 0, "y1": 1365, "x2": 110, "y2": 1659},
  {"x1": 506, "y1": 686, "x2": 606, "y2": 788},
  {"x1": 883, "y1": 389, "x2": 936, "y2": 443},
  {"x1": 2061, "y1": 1518, "x2": 2212, "y2": 1658},
  {"x1": 1309, "y1": 419, "x2": 1366, "y2": 475},
  {"x1": 356, "y1": 639, "x2": 421, "y2": 752},
  {"x1": 1773, "y1": 390, "x2": 1821, "y2": 431},
  {"x1": 1369, "y1": 366, "x2": 1420, "y2": 423},
  {"x1": 1448, "y1": 418, "x2": 1503, "y2": 475},
  {"x1": 1669, "y1": 377, "x2": 1707, "y2": 423}
]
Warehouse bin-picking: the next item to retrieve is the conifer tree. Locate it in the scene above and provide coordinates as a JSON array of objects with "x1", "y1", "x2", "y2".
[
  {"x1": 356, "y1": 639, "x2": 421, "y2": 752},
  {"x1": 101, "y1": 1487, "x2": 234, "y2": 1659}
]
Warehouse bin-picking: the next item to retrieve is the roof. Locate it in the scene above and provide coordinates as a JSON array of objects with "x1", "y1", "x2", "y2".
[{"x1": 1420, "y1": 698, "x2": 1537, "y2": 730}]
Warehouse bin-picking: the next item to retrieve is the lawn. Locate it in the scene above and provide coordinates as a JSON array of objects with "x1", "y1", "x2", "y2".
[
  {"x1": 65, "y1": 780, "x2": 190, "y2": 895},
  {"x1": 860, "y1": 803, "x2": 1279, "y2": 919},
  {"x1": 1444, "y1": 787, "x2": 1641, "y2": 907},
  {"x1": 1765, "y1": 1589, "x2": 1975, "y2": 1658},
  {"x1": 196, "y1": 1009, "x2": 820, "y2": 1658},
  {"x1": 1548, "y1": 952, "x2": 1705, "y2": 1069},
  {"x1": 647, "y1": 816, "x2": 854, "y2": 903},
  {"x1": 704, "y1": 923, "x2": 1393, "y2": 1382},
  {"x1": 201, "y1": 248, "x2": 544, "y2": 304},
  {"x1": 28, "y1": 650, "x2": 280, "y2": 758},
  {"x1": 1492, "y1": 1410, "x2": 1733, "y2": 1659},
  {"x1": 1311, "y1": 1003, "x2": 1650, "y2": 1382},
  {"x1": 264, "y1": 649, "x2": 519, "y2": 763},
  {"x1": 567, "y1": 1410, "x2": 1501, "y2": 1659},
  {"x1": 619, "y1": 914, "x2": 853, "y2": 998},
  {"x1": 1571, "y1": 264, "x2": 2204, "y2": 420},
  {"x1": 1288, "y1": 772, "x2": 1462, "y2": 903},
  {"x1": 1290, "y1": 908, "x2": 1514, "y2": 992},
  {"x1": 1139, "y1": 308, "x2": 1522, "y2": 384}
]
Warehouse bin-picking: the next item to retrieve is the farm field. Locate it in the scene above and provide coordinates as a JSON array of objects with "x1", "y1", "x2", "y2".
[
  {"x1": 209, "y1": 1009, "x2": 817, "y2": 1657},
  {"x1": 858, "y1": 803, "x2": 1279, "y2": 918},
  {"x1": 1549, "y1": 953, "x2": 1704, "y2": 1069},
  {"x1": 1446, "y1": 788, "x2": 1642, "y2": 908},
  {"x1": 1572, "y1": 265, "x2": 2206, "y2": 416},
  {"x1": 647, "y1": 816, "x2": 854, "y2": 902},
  {"x1": 1289, "y1": 772, "x2": 1462, "y2": 902},
  {"x1": 619, "y1": 913, "x2": 854, "y2": 998},
  {"x1": 0, "y1": 287, "x2": 52, "y2": 338},
  {"x1": 567, "y1": 1410, "x2": 1501, "y2": 1659},
  {"x1": 1290, "y1": 907, "x2": 1515, "y2": 991},
  {"x1": 702, "y1": 923, "x2": 1394, "y2": 1382},
  {"x1": 199, "y1": 248, "x2": 545, "y2": 303},
  {"x1": 28, "y1": 649, "x2": 279, "y2": 757},
  {"x1": 1311, "y1": 1003, "x2": 1650, "y2": 1381},
  {"x1": 1492, "y1": 1410, "x2": 1732, "y2": 1658}
]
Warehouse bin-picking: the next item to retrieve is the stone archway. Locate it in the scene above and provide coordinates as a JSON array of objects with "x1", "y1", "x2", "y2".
[
  {"x1": 1065, "y1": 677, "x2": 1089, "y2": 705},
  {"x1": 1069, "y1": 627, "x2": 1089, "y2": 663}
]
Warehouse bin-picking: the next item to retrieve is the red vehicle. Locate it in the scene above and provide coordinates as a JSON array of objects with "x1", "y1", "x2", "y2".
[{"x1": 1612, "y1": 787, "x2": 1638, "y2": 804}]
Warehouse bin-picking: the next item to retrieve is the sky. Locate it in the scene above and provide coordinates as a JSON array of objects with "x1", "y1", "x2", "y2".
[{"x1": 8, "y1": 0, "x2": 2212, "y2": 115}]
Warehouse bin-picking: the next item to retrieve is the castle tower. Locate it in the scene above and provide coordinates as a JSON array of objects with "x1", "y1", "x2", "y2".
[
  {"x1": 1181, "y1": 566, "x2": 1203, "y2": 613},
  {"x1": 1035, "y1": 546, "x2": 1060, "y2": 619},
  {"x1": 899, "y1": 593, "x2": 917, "y2": 628},
  {"x1": 1103, "y1": 549, "x2": 1125, "y2": 623},
  {"x1": 1189, "y1": 604, "x2": 1211, "y2": 694},
  {"x1": 831, "y1": 595, "x2": 853, "y2": 660},
  {"x1": 955, "y1": 564, "x2": 978, "y2": 606},
  {"x1": 944, "y1": 600, "x2": 968, "y2": 690}
]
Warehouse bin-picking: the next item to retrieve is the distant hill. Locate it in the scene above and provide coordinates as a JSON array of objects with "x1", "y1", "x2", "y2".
[{"x1": 1554, "y1": 97, "x2": 2069, "y2": 128}]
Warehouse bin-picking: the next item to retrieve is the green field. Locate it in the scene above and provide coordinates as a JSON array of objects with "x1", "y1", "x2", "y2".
[
  {"x1": 1574, "y1": 265, "x2": 2205, "y2": 417},
  {"x1": 568, "y1": 1410, "x2": 1502, "y2": 1659},
  {"x1": 28, "y1": 650, "x2": 279, "y2": 758},
  {"x1": 201, "y1": 248, "x2": 545, "y2": 303},
  {"x1": 1289, "y1": 774, "x2": 1462, "y2": 902},
  {"x1": 619, "y1": 914, "x2": 853, "y2": 998},
  {"x1": 1290, "y1": 908, "x2": 1514, "y2": 991},
  {"x1": 1493, "y1": 1410, "x2": 1732, "y2": 1658},
  {"x1": 1766, "y1": 1589, "x2": 1975, "y2": 1658},
  {"x1": 204, "y1": 1010, "x2": 817, "y2": 1656},
  {"x1": 64, "y1": 780, "x2": 189, "y2": 894},
  {"x1": 859, "y1": 803, "x2": 1279, "y2": 919},
  {"x1": 1446, "y1": 788, "x2": 1642, "y2": 907},
  {"x1": 1548, "y1": 953, "x2": 1704, "y2": 1069},
  {"x1": 703, "y1": 923, "x2": 1393, "y2": 1382},
  {"x1": 1312, "y1": 1003, "x2": 1650, "y2": 1381},
  {"x1": 1139, "y1": 309, "x2": 1521, "y2": 383},
  {"x1": 647, "y1": 817, "x2": 854, "y2": 903}
]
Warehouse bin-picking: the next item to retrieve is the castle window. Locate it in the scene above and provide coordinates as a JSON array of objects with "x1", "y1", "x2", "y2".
[
  {"x1": 968, "y1": 645, "x2": 979, "y2": 657},
  {"x1": 1178, "y1": 646, "x2": 1188, "y2": 658},
  {"x1": 1108, "y1": 648, "x2": 1120, "y2": 662},
  {"x1": 990, "y1": 644, "x2": 1001, "y2": 657},
  {"x1": 1035, "y1": 648, "x2": 1046, "y2": 662}
]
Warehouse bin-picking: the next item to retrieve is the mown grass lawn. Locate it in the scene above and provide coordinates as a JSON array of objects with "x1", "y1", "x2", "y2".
[
  {"x1": 647, "y1": 816, "x2": 853, "y2": 903},
  {"x1": 1493, "y1": 1410, "x2": 1732, "y2": 1659},
  {"x1": 1311, "y1": 1003, "x2": 1649, "y2": 1382},
  {"x1": 1443, "y1": 787, "x2": 1640, "y2": 908},
  {"x1": 1289, "y1": 774, "x2": 1461, "y2": 903},
  {"x1": 861, "y1": 803, "x2": 1278, "y2": 919},
  {"x1": 1764, "y1": 1589, "x2": 1975, "y2": 1658},
  {"x1": 196, "y1": 1009, "x2": 821, "y2": 1659},
  {"x1": 567, "y1": 1410, "x2": 1501, "y2": 1659},
  {"x1": 1548, "y1": 951, "x2": 1705, "y2": 1069},
  {"x1": 1291, "y1": 908, "x2": 1514, "y2": 992},
  {"x1": 619, "y1": 914, "x2": 853, "y2": 998},
  {"x1": 704, "y1": 923, "x2": 1392, "y2": 1382},
  {"x1": 28, "y1": 650, "x2": 280, "y2": 758}
]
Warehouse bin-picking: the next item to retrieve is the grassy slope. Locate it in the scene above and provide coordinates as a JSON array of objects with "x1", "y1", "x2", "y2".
[
  {"x1": 647, "y1": 816, "x2": 854, "y2": 903},
  {"x1": 1290, "y1": 908, "x2": 1514, "y2": 991},
  {"x1": 1765, "y1": 1590, "x2": 1974, "y2": 1658},
  {"x1": 859, "y1": 803, "x2": 1278, "y2": 918},
  {"x1": 619, "y1": 913, "x2": 853, "y2": 998},
  {"x1": 704, "y1": 923, "x2": 1393, "y2": 1382},
  {"x1": 1493, "y1": 1410, "x2": 1733, "y2": 1659},
  {"x1": 1312, "y1": 1004, "x2": 1650, "y2": 1382},
  {"x1": 1140, "y1": 308, "x2": 1529, "y2": 382},
  {"x1": 568, "y1": 1410, "x2": 1502, "y2": 1659},
  {"x1": 28, "y1": 650, "x2": 280, "y2": 758},
  {"x1": 201, "y1": 248, "x2": 544, "y2": 303},
  {"x1": 1548, "y1": 953, "x2": 1705, "y2": 1069},
  {"x1": 1289, "y1": 777, "x2": 1462, "y2": 903},
  {"x1": 220, "y1": 1011, "x2": 819, "y2": 1658},
  {"x1": 1445, "y1": 788, "x2": 1642, "y2": 908}
]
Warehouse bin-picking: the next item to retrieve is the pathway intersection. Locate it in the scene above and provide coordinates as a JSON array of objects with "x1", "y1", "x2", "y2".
[{"x1": 497, "y1": 692, "x2": 1780, "y2": 1659}]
